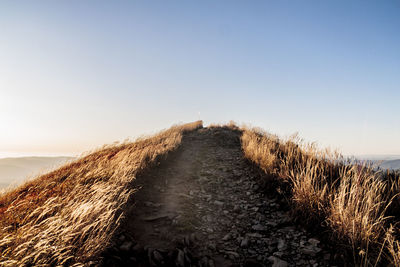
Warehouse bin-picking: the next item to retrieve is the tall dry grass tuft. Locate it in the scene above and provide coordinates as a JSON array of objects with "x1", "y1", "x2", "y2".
[
  {"x1": 240, "y1": 129, "x2": 280, "y2": 175},
  {"x1": 329, "y1": 165, "x2": 388, "y2": 249},
  {"x1": 0, "y1": 121, "x2": 202, "y2": 266},
  {"x1": 240, "y1": 126, "x2": 400, "y2": 265},
  {"x1": 385, "y1": 225, "x2": 400, "y2": 266}
]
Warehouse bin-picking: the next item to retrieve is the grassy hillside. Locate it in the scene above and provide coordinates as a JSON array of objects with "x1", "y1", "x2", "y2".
[
  {"x1": 241, "y1": 126, "x2": 400, "y2": 265},
  {"x1": 0, "y1": 121, "x2": 203, "y2": 266},
  {"x1": 1, "y1": 121, "x2": 399, "y2": 266}
]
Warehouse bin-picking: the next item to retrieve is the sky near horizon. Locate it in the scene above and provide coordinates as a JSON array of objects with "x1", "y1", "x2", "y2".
[{"x1": 0, "y1": 1, "x2": 399, "y2": 157}]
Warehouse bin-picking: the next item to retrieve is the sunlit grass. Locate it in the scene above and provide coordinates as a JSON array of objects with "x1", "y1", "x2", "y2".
[
  {"x1": 2, "y1": 120, "x2": 399, "y2": 266},
  {"x1": 0, "y1": 121, "x2": 203, "y2": 266},
  {"x1": 241, "y1": 126, "x2": 400, "y2": 266}
]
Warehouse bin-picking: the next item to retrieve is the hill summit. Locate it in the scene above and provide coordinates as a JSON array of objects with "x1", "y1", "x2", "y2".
[{"x1": 1, "y1": 121, "x2": 399, "y2": 266}]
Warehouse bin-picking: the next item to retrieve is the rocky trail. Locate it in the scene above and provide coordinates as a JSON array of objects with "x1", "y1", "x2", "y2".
[{"x1": 102, "y1": 127, "x2": 339, "y2": 267}]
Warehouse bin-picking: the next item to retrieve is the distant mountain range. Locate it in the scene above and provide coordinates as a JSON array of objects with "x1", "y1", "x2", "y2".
[
  {"x1": 351, "y1": 155, "x2": 400, "y2": 170},
  {"x1": 376, "y1": 159, "x2": 400, "y2": 170},
  {"x1": 0, "y1": 156, "x2": 74, "y2": 189}
]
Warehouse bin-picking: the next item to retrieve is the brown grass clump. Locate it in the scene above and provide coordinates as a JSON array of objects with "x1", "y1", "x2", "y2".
[
  {"x1": 0, "y1": 121, "x2": 202, "y2": 266},
  {"x1": 240, "y1": 126, "x2": 400, "y2": 265},
  {"x1": 385, "y1": 226, "x2": 400, "y2": 266}
]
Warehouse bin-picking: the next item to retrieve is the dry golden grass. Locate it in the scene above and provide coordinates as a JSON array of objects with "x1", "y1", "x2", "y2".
[
  {"x1": 2, "y1": 120, "x2": 399, "y2": 265},
  {"x1": 240, "y1": 126, "x2": 400, "y2": 266},
  {"x1": 385, "y1": 226, "x2": 400, "y2": 266},
  {"x1": 0, "y1": 121, "x2": 202, "y2": 266}
]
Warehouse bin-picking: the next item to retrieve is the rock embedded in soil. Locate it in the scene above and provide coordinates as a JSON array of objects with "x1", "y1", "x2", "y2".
[
  {"x1": 268, "y1": 256, "x2": 289, "y2": 267},
  {"x1": 119, "y1": 241, "x2": 133, "y2": 252}
]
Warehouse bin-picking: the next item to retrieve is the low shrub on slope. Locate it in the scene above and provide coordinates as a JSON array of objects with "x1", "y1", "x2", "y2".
[
  {"x1": 0, "y1": 121, "x2": 203, "y2": 266},
  {"x1": 241, "y1": 127, "x2": 400, "y2": 266}
]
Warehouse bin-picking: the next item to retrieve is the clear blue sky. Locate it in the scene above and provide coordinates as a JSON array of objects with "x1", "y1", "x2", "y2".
[{"x1": 0, "y1": 1, "x2": 399, "y2": 156}]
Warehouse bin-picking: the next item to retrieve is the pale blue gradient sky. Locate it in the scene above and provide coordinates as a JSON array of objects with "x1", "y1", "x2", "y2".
[{"x1": 0, "y1": 1, "x2": 399, "y2": 157}]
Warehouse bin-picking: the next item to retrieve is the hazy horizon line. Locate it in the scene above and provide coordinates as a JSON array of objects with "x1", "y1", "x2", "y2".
[{"x1": 1, "y1": 152, "x2": 400, "y2": 160}]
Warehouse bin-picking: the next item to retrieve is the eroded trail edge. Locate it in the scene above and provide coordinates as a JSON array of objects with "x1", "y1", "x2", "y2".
[{"x1": 103, "y1": 127, "x2": 333, "y2": 267}]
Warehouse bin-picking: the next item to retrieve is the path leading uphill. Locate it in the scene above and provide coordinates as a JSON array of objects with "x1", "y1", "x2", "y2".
[{"x1": 103, "y1": 127, "x2": 338, "y2": 267}]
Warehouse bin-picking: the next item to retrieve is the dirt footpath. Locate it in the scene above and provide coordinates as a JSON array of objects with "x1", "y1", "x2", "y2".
[{"x1": 102, "y1": 127, "x2": 337, "y2": 267}]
